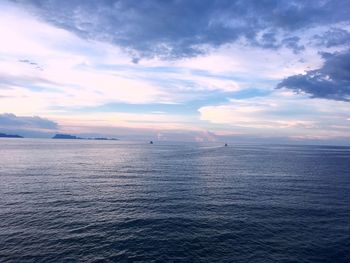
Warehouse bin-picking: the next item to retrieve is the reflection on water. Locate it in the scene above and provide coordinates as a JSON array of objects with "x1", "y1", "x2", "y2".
[{"x1": 0, "y1": 139, "x2": 349, "y2": 262}]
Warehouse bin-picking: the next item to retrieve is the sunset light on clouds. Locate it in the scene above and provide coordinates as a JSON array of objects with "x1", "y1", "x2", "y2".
[{"x1": 1, "y1": 0, "x2": 350, "y2": 143}]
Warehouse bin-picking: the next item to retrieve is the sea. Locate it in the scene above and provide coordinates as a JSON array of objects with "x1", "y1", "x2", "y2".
[{"x1": 0, "y1": 139, "x2": 349, "y2": 262}]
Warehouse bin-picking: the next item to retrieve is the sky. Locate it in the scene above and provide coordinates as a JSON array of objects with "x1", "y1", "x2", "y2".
[{"x1": 1, "y1": 0, "x2": 350, "y2": 143}]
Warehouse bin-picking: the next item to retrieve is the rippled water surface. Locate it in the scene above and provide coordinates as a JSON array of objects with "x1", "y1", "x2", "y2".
[{"x1": 0, "y1": 139, "x2": 349, "y2": 262}]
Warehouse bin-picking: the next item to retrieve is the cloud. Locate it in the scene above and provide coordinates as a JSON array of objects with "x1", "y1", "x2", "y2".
[
  {"x1": 314, "y1": 28, "x2": 350, "y2": 48},
  {"x1": 15, "y1": 0, "x2": 350, "y2": 59},
  {"x1": 0, "y1": 3, "x2": 249, "y2": 112},
  {"x1": 277, "y1": 49, "x2": 350, "y2": 101},
  {"x1": 0, "y1": 72, "x2": 58, "y2": 91},
  {"x1": 198, "y1": 90, "x2": 350, "y2": 138},
  {"x1": 1, "y1": 0, "x2": 350, "y2": 143},
  {"x1": 281, "y1": 36, "x2": 305, "y2": 53},
  {"x1": 0, "y1": 113, "x2": 58, "y2": 130},
  {"x1": 0, "y1": 5, "x2": 174, "y2": 110},
  {"x1": 18, "y1": 59, "x2": 43, "y2": 70},
  {"x1": 0, "y1": 112, "x2": 216, "y2": 141}
]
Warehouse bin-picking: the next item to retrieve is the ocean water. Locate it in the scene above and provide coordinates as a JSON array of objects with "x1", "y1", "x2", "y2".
[{"x1": 0, "y1": 139, "x2": 349, "y2": 263}]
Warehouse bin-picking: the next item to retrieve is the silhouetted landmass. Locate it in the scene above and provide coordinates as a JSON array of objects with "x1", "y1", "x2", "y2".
[
  {"x1": 0, "y1": 132, "x2": 23, "y2": 138},
  {"x1": 52, "y1": 134, "x2": 82, "y2": 139},
  {"x1": 90, "y1": 137, "x2": 119, "y2": 141},
  {"x1": 52, "y1": 134, "x2": 118, "y2": 140}
]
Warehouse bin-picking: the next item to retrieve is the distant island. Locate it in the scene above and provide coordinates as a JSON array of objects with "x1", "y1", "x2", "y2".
[
  {"x1": 0, "y1": 132, "x2": 23, "y2": 138},
  {"x1": 52, "y1": 134, "x2": 82, "y2": 139},
  {"x1": 52, "y1": 134, "x2": 118, "y2": 140}
]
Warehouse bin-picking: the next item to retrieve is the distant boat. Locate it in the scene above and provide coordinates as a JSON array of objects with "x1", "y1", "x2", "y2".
[
  {"x1": 150, "y1": 141, "x2": 153, "y2": 144},
  {"x1": 224, "y1": 143, "x2": 228, "y2": 147}
]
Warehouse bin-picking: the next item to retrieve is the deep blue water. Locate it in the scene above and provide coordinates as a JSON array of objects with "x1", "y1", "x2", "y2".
[{"x1": 0, "y1": 139, "x2": 349, "y2": 262}]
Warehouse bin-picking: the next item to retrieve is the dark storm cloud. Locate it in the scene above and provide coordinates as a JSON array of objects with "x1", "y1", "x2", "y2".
[
  {"x1": 277, "y1": 50, "x2": 350, "y2": 101},
  {"x1": 13, "y1": 0, "x2": 350, "y2": 59},
  {"x1": 0, "y1": 113, "x2": 58, "y2": 130}
]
